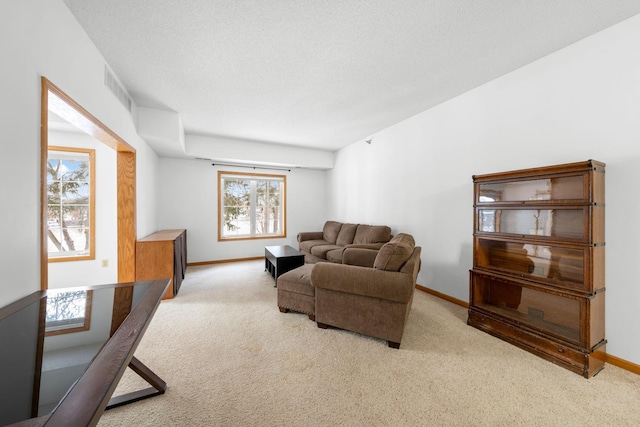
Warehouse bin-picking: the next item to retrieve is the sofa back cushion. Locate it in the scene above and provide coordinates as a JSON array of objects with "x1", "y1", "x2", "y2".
[
  {"x1": 336, "y1": 223, "x2": 358, "y2": 246},
  {"x1": 323, "y1": 221, "x2": 343, "y2": 244},
  {"x1": 374, "y1": 233, "x2": 416, "y2": 272},
  {"x1": 353, "y1": 225, "x2": 391, "y2": 245}
]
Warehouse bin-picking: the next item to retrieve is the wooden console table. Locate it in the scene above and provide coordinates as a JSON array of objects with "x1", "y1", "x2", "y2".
[
  {"x1": 136, "y1": 229, "x2": 187, "y2": 299},
  {"x1": 0, "y1": 279, "x2": 170, "y2": 426}
]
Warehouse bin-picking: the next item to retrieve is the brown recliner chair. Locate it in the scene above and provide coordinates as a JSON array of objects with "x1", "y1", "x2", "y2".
[{"x1": 311, "y1": 233, "x2": 421, "y2": 349}]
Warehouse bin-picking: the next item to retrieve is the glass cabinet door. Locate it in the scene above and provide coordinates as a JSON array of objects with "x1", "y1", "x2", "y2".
[
  {"x1": 474, "y1": 238, "x2": 596, "y2": 292},
  {"x1": 477, "y1": 208, "x2": 587, "y2": 240},
  {"x1": 471, "y1": 272, "x2": 582, "y2": 344},
  {"x1": 477, "y1": 174, "x2": 586, "y2": 203}
]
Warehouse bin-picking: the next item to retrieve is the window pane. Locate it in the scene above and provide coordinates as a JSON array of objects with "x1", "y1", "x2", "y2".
[
  {"x1": 223, "y1": 206, "x2": 250, "y2": 235},
  {"x1": 60, "y1": 182, "x2": 89, "y2": 203},
  {"x1": 47, "y1": 206, "x2": 61, "y2": 224},
  {"x1": 47, "y1": 227, "x2": 63, "y2": 253},
  {"x1": 48, "y1": 149, "x2": 93, "y2": 259},
  {"x1": 48, "y1": 159, "x2": 63, "y2": 180},
  {"x1": 219, "y1": 172, "x2": 285, "y2": 239}
]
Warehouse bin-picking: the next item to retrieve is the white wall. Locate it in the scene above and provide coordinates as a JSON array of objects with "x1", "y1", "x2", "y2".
[
  {"x1": 328, "y1": 14, "x2": 640, "y2": 365},
  {"x1": 156, "y1": 158, "x2": 327, "y2": 262},
  {"x1": 47, "y1": 131, "x2": 118, "y2": 289},
  {"x1": 0, "y1": 0, "x2": 160, "y2": 305}
]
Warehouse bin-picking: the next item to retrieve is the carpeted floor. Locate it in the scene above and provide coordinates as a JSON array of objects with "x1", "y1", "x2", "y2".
[{"x1": 98, "y1": 260, "x2": 640, "y2": 426}]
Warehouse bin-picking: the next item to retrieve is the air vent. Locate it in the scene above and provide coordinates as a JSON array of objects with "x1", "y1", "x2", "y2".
[{"x1": 104, "y1": 65, "x2": 132, "y2": 112}]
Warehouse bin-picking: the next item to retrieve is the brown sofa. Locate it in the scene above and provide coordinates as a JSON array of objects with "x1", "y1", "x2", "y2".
[
  {"x1": 312, "y1": 233, "x2": 421, "y2": 348},
  {"x1": 297, "y1": 220, "x2": 392, "y2": 264}
]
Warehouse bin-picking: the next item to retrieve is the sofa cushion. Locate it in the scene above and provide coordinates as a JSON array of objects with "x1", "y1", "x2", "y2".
[
  {"x1": 311, "y1": 244, "x2": 343, "y2": 259},
  {"x1": 299, "y1": 239, "x2": 329, "y2": 253},
  {"x1": 353, "y1": 225, "x2": 392, "y2": 245},
  {"x1": 342, "y1": 248, "x2": 378, "y2": 267},
  {"x1": 374, "y1": 233, "x2": 416, "y2": 272},
  {"x1": 323, "y1": 221, "x2": 343, "y2": 244},
  {"x1": 325, "y1": 248, "x2": 346, "y2": 263},
  {"x1": 336, "y1": 223, "x2": 358, "y2": 246},
  {"x1": 278, "y1": 265, "x2": 315, "y2": 296}
]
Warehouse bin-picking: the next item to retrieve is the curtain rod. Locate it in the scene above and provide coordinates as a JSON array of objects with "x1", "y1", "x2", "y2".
[{"x1": 211, "y1": 162, "x2": 292, "y2": 172}]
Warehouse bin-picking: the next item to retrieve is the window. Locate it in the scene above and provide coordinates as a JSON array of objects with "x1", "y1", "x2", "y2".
[
  {"x1": 45, "y1": 289, "x2": 92, "y2": 336},
  {"x1": 47, "y1": 147, "x2": 95, "y2": 261},
  {"x1": 218, "y1": 171, "x2": 286, "y2": 240}
]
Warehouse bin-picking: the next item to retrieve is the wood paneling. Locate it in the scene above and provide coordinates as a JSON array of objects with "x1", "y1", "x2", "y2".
[{"x1": 118, "y1": 151, "x2": 136, "y2": 283}]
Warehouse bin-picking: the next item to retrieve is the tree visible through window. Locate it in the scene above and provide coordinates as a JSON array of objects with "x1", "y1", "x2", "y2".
[
  {"x1": 45, "y1": 289, "x2": 92, "y2": 336},
  {"x1": 47, "y1": 147, "x2": 95, "y2": 261},
  {"x1": 219, "y1": 171, "x2": 286, "y2": 240}
]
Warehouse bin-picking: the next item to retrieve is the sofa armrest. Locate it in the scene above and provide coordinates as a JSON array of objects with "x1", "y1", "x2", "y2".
[
  {"x1": 298, "y1": 231, "x2": 324, "y2": 242},
  {"x1": 342, "y1": 248, "x2": 379, "y2": 267},
  {"x1": 311, "y1": 263, "x2": 414, "y2": 304}
]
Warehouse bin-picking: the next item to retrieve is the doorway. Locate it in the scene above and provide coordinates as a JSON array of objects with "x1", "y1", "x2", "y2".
[{"x1": 40, "y1": 77, "x2": 136, "y2": 289}]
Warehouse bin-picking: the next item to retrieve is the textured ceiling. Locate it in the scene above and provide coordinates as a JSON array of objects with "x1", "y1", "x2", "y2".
[{"x1": 63, "y1": 0, "x2": 640, "y2": 152}]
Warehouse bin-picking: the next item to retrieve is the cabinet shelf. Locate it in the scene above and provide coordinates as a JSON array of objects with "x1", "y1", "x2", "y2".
[
  {"x1": 468, "y1": 160, "x2": 605, "y2": 378},
  {"x1": 476, "y1": 207, "x2": 590, "y2": 241},
  {"x1": 469, "y1": 270, "x2": 605, "y2": 346},
  {"x1": 474, "y1": 236, "x2": 603, "y2": 293}
]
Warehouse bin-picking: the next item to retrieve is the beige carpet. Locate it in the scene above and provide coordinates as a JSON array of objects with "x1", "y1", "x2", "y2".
[{"x1": 98, "y1": 260, "x2": 640, "y2": 426}]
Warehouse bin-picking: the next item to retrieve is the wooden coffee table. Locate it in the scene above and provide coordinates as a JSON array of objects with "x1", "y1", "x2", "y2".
[{"x1": 265, "y1": 245, "x2": 305, "y2": 286}]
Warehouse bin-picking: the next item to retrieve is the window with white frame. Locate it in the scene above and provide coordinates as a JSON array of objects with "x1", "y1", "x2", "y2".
[
  {"x1": 47, "y1": 147, "x2": 95, "y2": 261},
  {"x1": 218, "y1": 171, "x2": 286, "y2": 240}
]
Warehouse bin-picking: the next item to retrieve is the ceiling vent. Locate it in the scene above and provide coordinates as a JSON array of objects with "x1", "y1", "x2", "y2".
[{"x1": 104, "y1": 65, "x2": 132, "y2": 112}]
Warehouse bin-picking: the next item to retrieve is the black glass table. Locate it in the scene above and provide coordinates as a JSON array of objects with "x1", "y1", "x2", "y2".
[{"x1": 0, "y1": 279, "x2": 170, "y2": 427}]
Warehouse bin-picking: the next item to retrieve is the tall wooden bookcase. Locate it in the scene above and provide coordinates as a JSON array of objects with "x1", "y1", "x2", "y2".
[{"x1": 468, "y1": 160, "x2": 606, "y2": 378}]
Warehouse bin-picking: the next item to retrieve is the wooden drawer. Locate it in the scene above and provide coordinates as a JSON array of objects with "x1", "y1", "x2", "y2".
[
  {"x1": 468, "y1": 309, "x2": 606, "y2": 378},
  {"x1": 469, "y1": 270, "x2": 605, "y2": 348}
]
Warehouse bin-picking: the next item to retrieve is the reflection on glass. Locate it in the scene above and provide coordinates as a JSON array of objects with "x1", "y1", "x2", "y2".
[
  {"x1": 38, "y1": 287, "x2": 114, "y2": 415},
  {"x1": 479, "y1": 210, "x2": 496, "y2": 232},
  {"x1": 473, "y1": 273, "x2": 581, "y2": 343},
  {"x1": 1, "y1": 250, "x2": 159, "y2": 424},
  {"x1": 478, "y1": 175, "x2": 584, "y2": 202},
  {"x1": 45, "y1": 290, "x2": 90, "y2": 334},
  {"x1": 476, "y1": 239, "x2": 585, "y2": 286},
  {"x1": 478, "y1": 209, "x2": 585, "y2": 239}
]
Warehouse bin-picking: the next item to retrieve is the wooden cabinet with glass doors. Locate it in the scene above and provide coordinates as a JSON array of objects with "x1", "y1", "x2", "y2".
[{"x1": 468, "y1": 160, "x2": 606, "y2": 377}]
